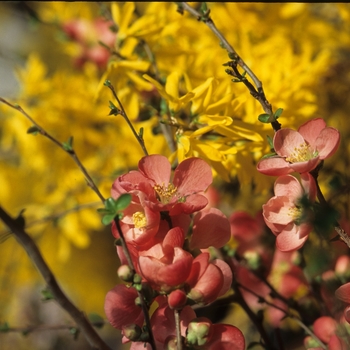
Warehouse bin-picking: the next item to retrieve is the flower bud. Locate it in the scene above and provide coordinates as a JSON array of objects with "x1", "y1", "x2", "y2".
[
  {"x1": 186, "y1": 317, "x2": 213, "y2": 347},
  {"x1": 164, "y1": 335, "x2": 178, "y2": 350},
  {"x1": 117, "y1": 265, "x2": 134, "y2": 282},
  {"x1": 122, "y1": 324, "x2": 142, "y2": 341},
  {"x1": 168, "y1": 289, "x2": 187, "y2": 309}
]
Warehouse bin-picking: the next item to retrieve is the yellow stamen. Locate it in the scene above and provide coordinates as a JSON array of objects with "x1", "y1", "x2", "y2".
[
  {"x1": 132, "y1": 211, "x2": 147, "y2": 229},
  {"x1": 288, "y1": 206, "x2": 301, "y2": 220},
  {"x1": 154, "y1": 183, "x2": 177, "y2": 204},
  {"x1": 285, "y1": 142, "x2": 315, "y2": 163}
]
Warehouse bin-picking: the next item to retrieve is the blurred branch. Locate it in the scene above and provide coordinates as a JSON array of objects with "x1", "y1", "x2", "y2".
[
  {"x1": 0, "y1": 205, "x2": 112, "y2": 350},
  {"x1": 0, "y1": 97, "x2": 106, "y2": 203}
]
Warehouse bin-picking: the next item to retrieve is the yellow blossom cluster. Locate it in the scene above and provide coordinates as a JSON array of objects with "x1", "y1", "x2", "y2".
[{"x1": 1, "y1": 3, "x2": 350, "y2": 348}]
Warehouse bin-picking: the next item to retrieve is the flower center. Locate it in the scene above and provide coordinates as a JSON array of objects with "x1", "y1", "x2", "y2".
[
  {"x1": 288, "y1": 206, "x2": 303, "y2": 225},
  {"x1": 132, "y1": 211, "x2": 147, "y2": 229},
  {"x1": 285, "y1": 142, "x2": 317, "y2": 163},
  {"x1": 153, "y1": 183, "x2": 177, "y2": 204}
]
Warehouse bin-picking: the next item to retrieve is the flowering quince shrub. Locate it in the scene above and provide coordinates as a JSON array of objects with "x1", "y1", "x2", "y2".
[
  {"x1": 2, "y1": 3, "x2": 350, "y2": 350},
  {"x1": 104, "y1": 154, "x2": 243, "y2": 349}
]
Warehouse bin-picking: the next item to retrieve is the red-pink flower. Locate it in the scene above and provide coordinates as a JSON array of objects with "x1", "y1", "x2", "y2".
[
  {"x1": 262, "y1": 173, "x2": 317, "y2": 251},
  {"x1": 113, "y1": 155, "x2": 213, "y2": 215},
  {"x1": 138, "y1": 227, "x2": 193, "y2": 291},
  {"x1": 257, "y1": 118, "x2": 340, "y2": 176},
  {"x1": 335, "y1": 282, "x2": 350, "y2": 323}
]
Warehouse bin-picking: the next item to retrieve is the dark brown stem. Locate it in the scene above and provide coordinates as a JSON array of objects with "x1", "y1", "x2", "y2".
[
  {"x1": 113, "y1": 217, "x2": 156, "y2": 350},
  {"x1": 0, "y1": 206, "x2": 111, "y2": 350},
  {"x1": 0, "y1": 98, "x2": 105, "y2": 203}
]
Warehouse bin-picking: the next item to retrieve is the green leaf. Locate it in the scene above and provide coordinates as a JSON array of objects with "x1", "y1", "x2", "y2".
[
  {"x1": 114, "y1": 193, "x2": 132, "y2": 211},
  {"x1": 101, "y1": 214, "x2": 116, "y2": 226},
  {"x1": 266, "y1": 135, "x2": 274, "y2": 149},
  {"x1": 108, "y1": 101, "x2": 121, "y2": 116},
  {"x1": 104, "y1": 197, "x2": 117, "y2": 212},
  {"x1": 0, "y1": 322, "x2": 10, "y2": 332},
  {"x1": 258, "y1": 113, "x2": 271, "y2": 123},
  {"x1": 27, "y1": 125, "x2": 40, "y2": 135},
  {"x1": 104, "y1": 79, "x2": 112, "y2": 87},
  {"x1": 274, "y1": 108, "x2": 283, "y2": 119},
  {"x1": 41, "y1": 288, "x2": 54, "y2": 301},
  {"x1": 260, "y1": 152, "x2": 277, "y2": 160},
  {"x1": 139, "y1": 127, "x2": 144, "y2": 138},
  {"x1": 96, "y1": 208, "x2": 111, "y2": 214},
  {"x1": 88, "y1": 313, "x2": 105, "y2": 329},
  {"x1": 62, "y1": 136, "x2": 74, "y2": 151},
  {"x1": 200, "y1": 2, "x2": 208, "y2": 13}
]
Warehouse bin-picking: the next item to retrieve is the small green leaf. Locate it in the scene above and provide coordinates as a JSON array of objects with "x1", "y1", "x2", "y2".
[
  {"x1": 0, "y1": 322, "x2": 10, "y2": 332},
  {"x1": 114, "y1": 193, "x2": 132, "y2": 211},
  {"x1": 96, "y1": 208, "x2": 111, "y2": 214},
  {"x1": 102, "y1": 214, "x2": 116, "y2": 226},
  {"x1": 274, "y1": 108, "x2": 283, "y2": 119},
  {"x1": 104, "y1": 197, "x2": 117, "y2": 212},
  {"x1": 200, "y1": 2, "x2": 208, "y2": 13},
  {"x1": 104, "y1": 79, "x2": 112, "y2": 87},
  {"x1": 260, "y1": 153, "x2": 278, "y2": 160},
  {"x1": 62, "y1": 136, "x2": 74, "y2": 151},
  {"x1": 108, "y1": 101, "x2": 121, "y2": 116},
  {"x1": 41, "y1": 288, "x2": 54, "y2": 301},
  {"x1": 88, "y1": 313, "x2": 105, "y2": 329},
  {"x1": 139, "y1": 127, "x2": 144, "y2": 138},
  {"x1": 258, "y1": 113, "x2": 271, "y2": 123},
  {"x1": 27, "y1": 125, "x2": 40, "y2": 135},
  {"x1": 266, "y1": 135, "x2": 274, "y2": 149}
]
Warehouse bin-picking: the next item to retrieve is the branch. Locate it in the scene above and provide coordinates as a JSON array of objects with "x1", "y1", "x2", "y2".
[
  {"x1": 179, "y1": 2, "x2": 281, "y2": 132},
  {"x1": 0, "y1": 206, "x2": 112, "y2": 350},
  {"x1": 0, "y1": 97, "x2": 106, "y2": 203}
]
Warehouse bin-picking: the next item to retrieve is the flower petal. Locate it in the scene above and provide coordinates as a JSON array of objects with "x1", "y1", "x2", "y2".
[
  {"x1": 335, "y1": 282, "x2": 350, "y2": 303},
  {"x1": 298, "y1": 118, "x2": 326, "y2": 146},
  {"x1": 274, "y1": 128, "x2": 305, "y2": 158},
  {"x1": 276, "y1": 224, "x2": 308, "y2": 251},
  {"x1": 257, "y1": 156, "x2": 293, "y2": 176},
  {"x1": 289, "y1": 157, "x2": 319, "y2": 173},
  {"x1": 138, "y1": 154, "x2": 171, "y2": 185},
  {"x1": 315, "y1": 127, "x2": 340, "y2": 159},
  {"x1": 274, "y1": 175, "x2": 303, "y2": 198}
]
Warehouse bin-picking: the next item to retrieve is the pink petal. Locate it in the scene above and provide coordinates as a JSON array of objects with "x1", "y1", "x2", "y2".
[
  {"x1": 138, "y1": 154, "x2": 171, "y2": 185},
  {"x1": 256, "y1": 156, "x2": 293, "y2": 176},
  {"x1": 186, "y1": 253, "x2": 210, "y2": 287},
  {"x1": 276, "y1": 224, "x2": 308, "y2": 251},
  {"x1": 315, "y1": 127, "x2": 340, "y2": 159},
  {"x1": 163, "y1": 227, "x2": 185, "y2": 248},
  {"x1": 274, "y1": 175, "x2": 303, "y2": 198},
  {"x1": 300, "y1": 172, "x2": 317, "y2": 201},
  {"x1": 169, "y1": 193, "x2": 209, "y2": 215},
  {"x1": 190, "y1": 208, "x2": 231, "y2": 249},
  {"x1": 298, "y1": 118, "x2": 326, "y2": 146},
  {"x1": 313, "y1": 316, "x2": 337, "y2": 343},
  {"x1": 274, "y1": 129, "x2": 305, "y2": 158},
  {"x1": 335, "y1": 282, "x2": 350, "y2": 303},
  {"x1": 104, "y1": 284, "x2": 143, "y2": 329},
  {"x1": 207, "y1": 324, "x2": 245, "y2": 350},
  {"x1": 212, "y1": 259, "x2": 233, "y2": 297},
  {"x1": 174, "y1": 157, "x2": 212, "y2": 195},
  {"x1": 289, "y1": 157, "x2": 319, "y2": 173},
  {"x1": 263, "y1": 196, "x2": 295, "y2": 226}
]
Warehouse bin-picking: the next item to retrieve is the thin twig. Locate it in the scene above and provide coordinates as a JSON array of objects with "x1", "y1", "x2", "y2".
[
  {"x1": 0, "y1": 206, "x2": 111, "y2": 350},
  {"x1": 0, "y1": 97, "x2": 106, "y2": 203},
  {"x1": 113, "y1": 217, "x2": 156, "y2": 350},
  {"x1": 179, "y1": 2, "x2": 281, "y2": 132},
  {"x1": 104, "y1": 81, "x2": 149, "y2": 157},
  {"x1": 174, "y1": 309, "x2": 183, "y2": 350}
]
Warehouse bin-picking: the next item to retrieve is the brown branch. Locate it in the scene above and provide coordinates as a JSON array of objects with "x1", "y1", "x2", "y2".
[{"x1": 0, "y1": 206, "x2": 112, "y2": 350}]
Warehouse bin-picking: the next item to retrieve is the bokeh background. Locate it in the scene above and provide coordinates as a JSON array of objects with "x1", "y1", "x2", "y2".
[{"x1": 1, "y1": 2, "x2": 350, "y2": 349}]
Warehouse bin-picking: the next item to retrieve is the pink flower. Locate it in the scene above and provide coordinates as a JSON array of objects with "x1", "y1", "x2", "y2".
[
  {"x1": 113, "y1": 155, "x2": 213, "y2": 215},
  {"x1": 262, "y1": 173, "x2": 317, "y2": 251},
  {"x1": 335, "y1": 282, "x2": 350, "y2": 323},
  {"x1": 138, "y1": 227, "x2": 193, "y2": 291},
  {"x1": 104, "y1": 284, "x2": 143, "y2": 330},
  {"x1": 257, "y1": 118, "x2": 340, "y2": 176}
]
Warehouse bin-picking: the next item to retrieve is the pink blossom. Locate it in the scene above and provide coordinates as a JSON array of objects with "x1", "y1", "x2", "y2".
[
  {"x1": 189, "y1": 208, "x2": 231, "y2": 250},
  {"x1": 257, "y1": 118, "x2": 340, "y2": 176},
  {"x1": 113, "y1": 155, "x2": 213, "y2": 216},
  {"x1": 104, "y1": 284, "x2": 143, "y2": 330},
  {"x1": 138, "y1": 227, "x2": 193, "y2": 291},
  {"x1": 335, "y1": 282, "x2": 350, "y2": 323},
  {"x1": 204, "y1": 324, "x2": 245, "y2": 350},
  {"x1": 262, "y1": 173, "x2": 317, "y2": 251}
]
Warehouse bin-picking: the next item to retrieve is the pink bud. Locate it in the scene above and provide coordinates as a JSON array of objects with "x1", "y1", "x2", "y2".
[
  {"x1": 117, "y1": 265, "x2": 134, "y2": 282},
  {"x1": 168, "y1": 289, "x2": 187, "y2": 309}
]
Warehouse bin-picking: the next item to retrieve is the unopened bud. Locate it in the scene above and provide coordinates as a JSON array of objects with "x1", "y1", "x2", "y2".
[
  {"x1": 164, "y1": 335, "x2": 178, "y2": 350},
  {"x1": 168, "y1": 289, "x2": 187, "y2": 309},
  {"x1": 186, "y1": 317, "x2": 213, "y2": 347},
  {"x1": 117, "y1": 265, "x2": 134, "y2": 282},
  {"x1": 122, "y1": 324, "x2": 142, "y2": 341}
]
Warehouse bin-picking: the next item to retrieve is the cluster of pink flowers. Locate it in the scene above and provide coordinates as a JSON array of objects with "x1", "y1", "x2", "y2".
[
  {"x1": 258, "y1": 118, "x2": 340, "y2": 252},
  {"x1": 104, "y1": 155, "x2": 244, "y2": 349}
]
